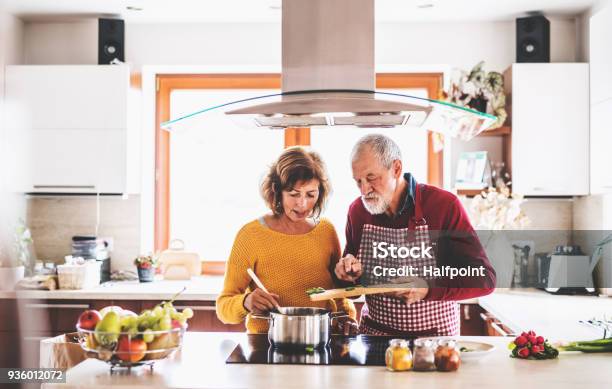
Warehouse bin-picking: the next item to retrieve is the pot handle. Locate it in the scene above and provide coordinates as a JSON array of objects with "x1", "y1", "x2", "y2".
[
  {"x1": 330, "y1": 311, "x2": 349, "y2": 328},
  {"x1": 250, "y1": 313, "x2": 272, "y2": 321},
  {"x1": 330, "y1": 311, "x2": 349, "y2": 319}
]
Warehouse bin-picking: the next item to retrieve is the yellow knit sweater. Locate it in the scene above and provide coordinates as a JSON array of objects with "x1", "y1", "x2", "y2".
[{"x1": 216, "y1": 218, "x2": 355, "y2": 333}]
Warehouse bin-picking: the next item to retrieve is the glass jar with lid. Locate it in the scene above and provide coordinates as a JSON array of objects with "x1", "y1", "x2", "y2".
[
  {"x1": 385, "y1": 339, "x2": 413, "y2": 372},
  {"x1": 434, "y1": 339, "x2": 461, "y2": 372},
  {"x1": 412, "y1": 338, "x2": 436, "y2": 371}
]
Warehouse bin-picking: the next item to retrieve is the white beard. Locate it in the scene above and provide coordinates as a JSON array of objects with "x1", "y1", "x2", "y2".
[{"x1": 361, "y1": 195, "x2": 389, "y2": 215}]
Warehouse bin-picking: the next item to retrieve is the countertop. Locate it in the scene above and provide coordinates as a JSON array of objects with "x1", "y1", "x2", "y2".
[
  {"x1": 0, "y1": 276, "x2": 225, "y2": 300},
  {"x1": 480, "y1": 288, "x2": 612, "y2": 341},
  {"x1": 3, "y1": 278, "x2": 612, "y2": 340},
  {"x1": 42, "y1": 332, "x2": 612, "y2": 389}
]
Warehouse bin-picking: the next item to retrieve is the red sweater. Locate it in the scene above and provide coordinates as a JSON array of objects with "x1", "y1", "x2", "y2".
[{"x1": 343, "y1": 174, "x2": 496, "y2": 301}]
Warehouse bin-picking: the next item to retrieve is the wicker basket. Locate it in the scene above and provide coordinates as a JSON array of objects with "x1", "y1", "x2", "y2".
[{"x1": 57, "y1": 261, "x2": 101, "y2": 289}]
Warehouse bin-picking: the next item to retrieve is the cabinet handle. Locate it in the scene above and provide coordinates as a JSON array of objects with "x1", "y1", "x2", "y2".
[
  {"x1": 531, "y1": 187, "x2": 561, "y2": 192},
  {"x1": 174, "y1": 305, "x2": 216, "y2": 311},
  {"x1": 33, "y1": 185, "x2": 96, "y2": 189},
  {"x1": 463, "y1": 305, "x2": 471, "y2": 320},
  {"x1": 490, "y1": 322, "x2": 514, "y2": 337},
  {"x1": 24, "y1": 303, "x2": 90, "y2": 309},
  {"x1": 22, "y1": 336, "x2": 53, "y2": 341},
  {"x1": 479, "y1": 312, "x2": 493, "y2": 322}
]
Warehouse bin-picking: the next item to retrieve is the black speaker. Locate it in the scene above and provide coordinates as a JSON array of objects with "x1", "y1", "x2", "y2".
[
  {"x1": 516, "y1": 15, "x2": 550, "y2": 63},
  {"x1": 98, "y1": 18, "x2": 125, "y2": 64}
]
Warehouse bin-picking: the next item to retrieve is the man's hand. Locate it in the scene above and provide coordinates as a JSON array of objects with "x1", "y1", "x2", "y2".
[
  {"x1": 331, "y1": 316, "x2": 359, "y2": 336},
  {"x1": 244, "y1": 288, "x2": 280, "y2": 313},
  {"x1": 334, "y1": 254, "x2": 362, "y2": 282},
  {"x1": 391, "y1": 277, "x2": 429, "y2": 305}
]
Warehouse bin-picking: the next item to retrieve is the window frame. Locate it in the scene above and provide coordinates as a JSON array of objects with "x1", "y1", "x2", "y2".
[{"x1": 154, "y1": 73, "x2": 444, "y2": 265}]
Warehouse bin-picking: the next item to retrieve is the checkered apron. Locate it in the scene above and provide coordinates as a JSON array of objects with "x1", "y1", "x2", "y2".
[{"x1": 357, "y1": 184, "x2": 459, "y2": 336}]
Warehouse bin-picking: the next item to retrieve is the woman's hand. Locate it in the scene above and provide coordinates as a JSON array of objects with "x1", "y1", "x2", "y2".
[
  {"x1": 334, "y1": 254, "x2": 362, "y2": 282},
  {"x1": 244, "y1": 288, "x2": 280, "y2": 313}
]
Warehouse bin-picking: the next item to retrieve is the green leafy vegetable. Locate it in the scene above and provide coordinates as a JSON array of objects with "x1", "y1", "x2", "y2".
[
  {"x1": 558, "y1": 338, "x2": 612, "y2": 353},
  {"x1": 306, "y1": 287, "x2": 326, "y2": 296}
]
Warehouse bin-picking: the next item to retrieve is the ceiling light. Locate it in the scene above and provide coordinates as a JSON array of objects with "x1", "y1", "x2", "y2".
[
  {"x1": 417, "y1": 3, "x2": 434, "y2": 9},
  {"x1": 126, "y1": 6, "x2": 143, "y2": 11}
]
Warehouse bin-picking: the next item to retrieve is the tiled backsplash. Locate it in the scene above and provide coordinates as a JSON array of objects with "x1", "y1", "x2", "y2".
[{"x1": 26, "y1": 195, "x2": 140, "y2": 271}]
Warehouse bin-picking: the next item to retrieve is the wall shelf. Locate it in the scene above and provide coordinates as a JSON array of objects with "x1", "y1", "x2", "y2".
[{"x1": 478, "y1": 125, "x2": 511, "y2": 137}]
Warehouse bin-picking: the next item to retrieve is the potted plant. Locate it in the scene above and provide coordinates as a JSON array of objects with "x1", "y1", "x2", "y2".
[
  {"x1": 442, "y1": 61, "x2": 508, "y2": 130},
  {"x1": 0, "y1": 220, "x2": 33, "y2": 291},
  {"x1": 134, "y1": 254, "x2": 159, "y2": 282},
  {"x1": 0, "y1": 253, "x2": 25, "y2": 291}
]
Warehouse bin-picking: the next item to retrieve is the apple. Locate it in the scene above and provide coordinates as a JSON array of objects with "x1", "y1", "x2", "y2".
[
  {"x1": 77, "y1": 310, "x2": 101, "y2": 330},
  {"x1": 116, "y1": 335, "x2": 147, "y2": 363},
  {"x1": 171, "y1": 319, "x2": 188, "y2": 330}
]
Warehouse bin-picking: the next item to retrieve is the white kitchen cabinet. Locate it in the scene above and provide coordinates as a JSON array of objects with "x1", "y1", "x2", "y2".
[
  {"x1": 28, "y1": 129, "x2": 126, "y2": 193},
  {"x1": 5, "y1": 65, "x2": 130, "y2": 194},
  {"x1": 590, "y1": 6, "x2": 612, "y2": 105},
  {"x1": 505, "y1": 63, "x2": 589, "y2": 196},
  {"x1": 5, "y1": 65, "x2": 128, "y2": 130},
  {"x1": 590, "y1": 99, "x2": 612, "y2": 194}
]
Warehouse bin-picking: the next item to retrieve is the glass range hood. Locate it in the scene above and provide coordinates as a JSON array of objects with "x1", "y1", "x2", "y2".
[
  {"x1": 161, "y1": 0, "x2": 497, "y2": 141},
  {"x1": 161, "y1": 89, "x2": 496, "y2": 141}
]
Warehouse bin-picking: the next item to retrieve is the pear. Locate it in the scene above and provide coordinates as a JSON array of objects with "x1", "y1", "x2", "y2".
[
  {"x1": 144, "y1": 333, "x2": 180, "y2": 360},
  {"x1": 94, "y1": 311, "x2": 121, "y2": 346}
]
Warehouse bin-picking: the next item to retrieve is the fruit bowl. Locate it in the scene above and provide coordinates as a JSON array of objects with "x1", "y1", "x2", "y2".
[{"x1": 76, "y1": 326, "x2": 185, "y2": 369}]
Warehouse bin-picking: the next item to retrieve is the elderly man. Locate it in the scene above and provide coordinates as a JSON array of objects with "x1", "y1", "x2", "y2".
[{"x1": 334, "y1": 134, "x2": 496, "y2": 336}]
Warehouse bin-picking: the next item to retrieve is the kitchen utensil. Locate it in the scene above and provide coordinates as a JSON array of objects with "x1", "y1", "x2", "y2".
[
  {"x1": 158, "y1": 239, "x2": 201, "y2": 280},
  {"x1": 511, "y1": 243, "x2": 531, "y2": 287},
  {"x1": 308, "y1": 282, "x2": 416, "y2": 301},
  {"x1": 251, "y1": 307, "x2": 348, "y2": 349},
  {"x1": 247, "y1": 268, "x2": 281, "y2": 311},
  {"x1": 579, "y1": 317, "x2": 612, "y2": 339}
]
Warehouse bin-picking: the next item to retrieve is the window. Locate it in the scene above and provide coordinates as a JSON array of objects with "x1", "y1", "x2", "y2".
[
  {"x1": 310, "y1": 88, "x2": 429, "y2": 248},
  {"x1": 169, "y1": 89, "x2": 283, "y2": 261}
]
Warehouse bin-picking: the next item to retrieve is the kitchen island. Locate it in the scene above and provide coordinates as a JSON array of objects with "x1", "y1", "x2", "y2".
[{"x1": 42, "y1": 332, "x2": 611, "y2": 389}]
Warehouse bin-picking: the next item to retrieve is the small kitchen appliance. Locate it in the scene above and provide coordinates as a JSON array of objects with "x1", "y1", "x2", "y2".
[
  {"x1": 543, "y1": 245, "x2": 596, "y2": 294},
  {"x1": 71, "y1": 235, "x2": 110, "y2": 283}
]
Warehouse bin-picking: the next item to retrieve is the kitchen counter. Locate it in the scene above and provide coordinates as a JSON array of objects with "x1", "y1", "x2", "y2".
[
  {"x1": 2, "y1": 279, "x2": 612, "y2": 340},
  {"x1": 480, "y1": 288, "x2": 612, "y2": 341},
  {"x1": 0, "y1": 276, "x2": 225, "y2": 300},
  {"x1": 42, "y1": 332, "x2": 612, "y2": 389}
]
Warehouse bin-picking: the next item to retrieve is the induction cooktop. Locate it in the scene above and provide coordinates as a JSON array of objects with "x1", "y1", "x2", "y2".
[{"x1": 226, "y1": 334, "x2": 413, "y2": 365}]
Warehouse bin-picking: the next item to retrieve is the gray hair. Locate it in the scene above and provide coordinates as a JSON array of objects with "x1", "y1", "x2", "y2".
[{"x1": 351, "y1": 134, "x2": 402, "y2": 169}]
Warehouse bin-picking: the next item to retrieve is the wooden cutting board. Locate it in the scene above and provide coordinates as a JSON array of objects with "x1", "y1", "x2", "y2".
[{"x1": 308, "y1": 282, "x2": 415, "y2": 301}]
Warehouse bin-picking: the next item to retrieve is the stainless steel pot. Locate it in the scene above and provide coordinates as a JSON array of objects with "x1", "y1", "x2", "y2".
[{"x1": 252, "y1": 307, "x2": 347, "y2": 349}]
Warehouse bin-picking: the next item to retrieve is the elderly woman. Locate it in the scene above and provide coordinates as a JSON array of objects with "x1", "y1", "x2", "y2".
[{"x1": 216, "y1": 146, "x2": 356, "y2": 334}]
